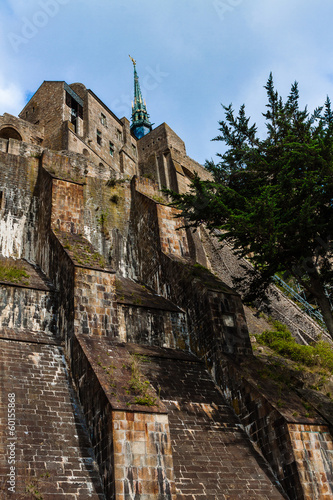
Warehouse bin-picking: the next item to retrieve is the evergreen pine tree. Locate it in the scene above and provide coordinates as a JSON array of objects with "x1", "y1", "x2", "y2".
[{"x1": 167, "y1": 74, "x2": 333, "y2": 339}]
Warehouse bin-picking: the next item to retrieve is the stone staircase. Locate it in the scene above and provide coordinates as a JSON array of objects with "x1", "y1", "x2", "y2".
[{"x1": 0, "y1": 329, "x2": 105, "y2": 499}]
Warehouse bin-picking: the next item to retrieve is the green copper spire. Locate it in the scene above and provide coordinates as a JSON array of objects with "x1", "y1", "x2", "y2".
[{"x1": 129, "y1": 55, "x2": 152, "y2": 139}]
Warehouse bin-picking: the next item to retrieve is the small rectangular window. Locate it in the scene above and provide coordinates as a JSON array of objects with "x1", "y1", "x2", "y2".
[
  {"x1": 97, "y1": 129, "x2": 102, "y2": 146},
  {"x1": 132, "y1": 144, "x2": 137, "y2": 156},
  {"x1": 101, "y1": 113, "x2": 106, "y2": 126},
  {"x1": 116, "y1": 129, "x2": 122, "y2": 141},
  {"x1": 109, "y1": 141, "x2": 114, "y2": 156}
]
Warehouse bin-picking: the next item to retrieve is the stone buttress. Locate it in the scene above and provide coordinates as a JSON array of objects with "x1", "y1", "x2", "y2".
[{"x1": 0, "y1": 80, "x2": 332, "y2": 499}]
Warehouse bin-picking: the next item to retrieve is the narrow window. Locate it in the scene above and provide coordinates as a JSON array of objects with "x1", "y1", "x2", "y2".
[
  {"x1": 132, "y1": 144, "x2": 137, "y2": 156},
  {"x1": 70, "y1": 106, "x2": 77, "y2": 132},
  {"x1": 97, "y1": 129, "x2": 102, "y2": 146},
  {"x1": 109, "y1": 141, "x2": 114, "y2": 156},
  {"x1": 65, "y1": 91, "x2": 83, "y2": 132},
  {"x1": 65, "y1": 91, "x2": 71, "y2": 107},
  {"x1": 101, "y1": 113, "x2": 106, "y2": 126},
  {"x1": 116, "y1": 129, "x2": 122, "y2": 141}
]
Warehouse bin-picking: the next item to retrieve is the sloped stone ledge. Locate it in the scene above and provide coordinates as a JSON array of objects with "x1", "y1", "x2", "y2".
[
  {"x1": 213, "y1": 353, "x2": 333, "y2": 500},
  {"x1": 70, "y1": 335, "x2": 175, "y2": 499}
]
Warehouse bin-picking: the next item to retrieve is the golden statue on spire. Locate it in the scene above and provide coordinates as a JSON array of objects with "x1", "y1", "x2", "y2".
[{"x1": 129, "y1": 55, "x2": 136, "y2": 66}]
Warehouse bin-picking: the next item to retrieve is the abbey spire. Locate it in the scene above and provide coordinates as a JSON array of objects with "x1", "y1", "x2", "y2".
[{"x1": 129, "y1": 55, "x2": 152, "y2": 139}]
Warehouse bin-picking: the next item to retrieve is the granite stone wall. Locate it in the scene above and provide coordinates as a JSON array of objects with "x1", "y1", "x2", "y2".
[
  {"x1": 0, "y1": 152, "x2": 39, "y2": 259},
  {"x1": 288, "y1": 423, "x2": 333, "y2": 499},
  {"x1": 112, "y1": 411, "x2": 174, "y2": 499},
  {"x1": 19, "y1": 81, "x2": 67, "y2": 151},
  {"x1": 157, "y1": 204, "x2": 189, "y2": 258},
  {"x1": 134, "y1": 176, "x2": 162, "y2": 199},
  {"x1": 137, "y1": 346, "x2": 285, "y2": 499},
  {"x1": 137, "y1": 123, "x2": 211, "y2": 192},
  {"x1": 0, "y1": 284, "x2": 56, "y2": 334},
  {"x1": 74, "y1": 267, "x2": 117, "y2": 338},
  {"x1": 0, "y1": 332, "x2": 104, "y2": 498},
  {"x1": 82, "y1": 176, "x2": 132, "y2": 269},
  {"x1": 117, "y1": 304, "x2": 188, "y2": 348},
  {"x1": 51, "y1": 178, "x2": 84, "y2": 234},
  {"x1": 214, "y1": 353, "x2": 333, "y2": 500},
  {"x1": 7, "y1": 139, "x2": 43, "y2": 158}
]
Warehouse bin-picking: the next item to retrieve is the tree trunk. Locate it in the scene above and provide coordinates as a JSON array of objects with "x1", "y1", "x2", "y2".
[{"x1": 308, "y1": 272, "x2": 333, "y2": 341}]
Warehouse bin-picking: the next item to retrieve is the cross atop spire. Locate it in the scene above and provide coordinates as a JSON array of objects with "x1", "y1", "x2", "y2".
[{"x1": 129, "y1": 55, "x2": 152, "y2": 139}]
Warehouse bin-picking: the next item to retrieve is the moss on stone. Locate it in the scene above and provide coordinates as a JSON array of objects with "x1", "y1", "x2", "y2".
[
  {"x1": 56, "y1": 231, "x2": 107, "y2": 269},
  {"x1": 0, "y1": 260, "x2": 29, "y2": 285}
]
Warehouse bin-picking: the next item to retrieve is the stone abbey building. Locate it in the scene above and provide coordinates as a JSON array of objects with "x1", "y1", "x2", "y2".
[{"x1": 0, "y1": 62, "x2": 332, "y2": 499}]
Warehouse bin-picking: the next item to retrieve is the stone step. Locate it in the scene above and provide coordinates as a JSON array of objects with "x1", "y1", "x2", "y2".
[{"x1": 0, "y1": 333, "x2": 104, "y2": 499}]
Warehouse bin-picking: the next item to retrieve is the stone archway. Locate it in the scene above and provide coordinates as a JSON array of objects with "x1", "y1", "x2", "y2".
[{"x1": 0, "y1": 127, "x2": 22, "y2": 141}]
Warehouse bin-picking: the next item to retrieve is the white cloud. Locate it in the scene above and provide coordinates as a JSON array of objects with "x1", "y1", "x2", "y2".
[{"x1": 0, "y1": 81, "x2": 25, "y2": 116}]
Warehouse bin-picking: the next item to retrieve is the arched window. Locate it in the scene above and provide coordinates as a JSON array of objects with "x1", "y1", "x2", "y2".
[{"x1": 0, "y1": 127, "x2": 22, "y2": 141}]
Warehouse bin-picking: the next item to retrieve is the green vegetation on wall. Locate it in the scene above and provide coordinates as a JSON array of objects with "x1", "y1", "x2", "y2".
[
  {"x1": 256, "y1": 320, "x2": 333, "y2": 372},
  {"x1": 0, "y1": 261, "x2": 29, "y2": 285}
]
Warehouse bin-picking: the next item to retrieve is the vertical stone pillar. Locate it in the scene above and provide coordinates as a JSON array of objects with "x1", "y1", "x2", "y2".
[
  {"x1": 74, "y1": 267, "x2": 118, "y2": 337},
  {"x1": 113, "y1": 411, "x2": 175, "y2": 499},
  {"x1": 288, "y1": 423, "x2": 333, "y2": 499},
  {"x1": 156, "y1": 204, "x2": 189, "y2": 257},
  {"x1": 51, "y1": 178, "x2": 84, "y2": 234}
]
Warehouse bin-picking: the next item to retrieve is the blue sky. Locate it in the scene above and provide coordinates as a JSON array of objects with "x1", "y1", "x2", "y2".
[{"x1": 1, "y1": 0, "x2": 333, "y2": 164}]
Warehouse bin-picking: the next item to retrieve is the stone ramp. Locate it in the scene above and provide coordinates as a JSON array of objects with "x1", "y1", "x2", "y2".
[
  {"x1": 136, "y1": 348, "x2": 287, "y2": 500},
  {"x1": 0, "y1": 333, "x2": 104, "y2": 499}
]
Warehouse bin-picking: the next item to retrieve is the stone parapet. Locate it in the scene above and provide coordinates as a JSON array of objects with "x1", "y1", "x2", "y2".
[
  {"x1": 123, "y1": 344, "x2": 285, "y2": 499},
  {"x1": 0, "y1": 112, "x2": 44, "y2": 145},
  {"x1": 127, "y1": 187, "x2": 251, "y2": 355}
]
